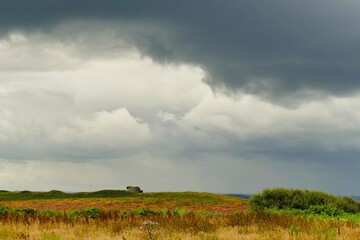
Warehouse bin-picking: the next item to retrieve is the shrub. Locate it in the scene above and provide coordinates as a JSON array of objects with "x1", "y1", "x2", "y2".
[
  {"x1": 0, "y1": 206, "x2": 9, "y2": 217},
  {"x1": 47, "y1": 190, "x2": 64, "y2": 194},
  {"x1": 338, "y1": 196, "x2": 360, "y2": 214},
  {"x1": 249, "y1": 188, "x2": 360, "y2": 214},
  {"x1": 41, "y1": 210, "x2": 62, "y2": 217},
  {"x1": 67, "y1": 207, "x2": 102, "y2": 219},
  {"x1": 170, "y1": 209, "x2": 188, "y2": 217},
  {"x1": 85, "y1": 207, "x2": 102, "y2": 219},
  {"x1": 20, "y1": 190, "x2": 31, "y2": 194},
  {"x1": 306, "y1": 204, "x2": 344, "y2": 217},
  {"x1": 134, "y1": 208, "x2": 157, "y2": 216},
  {"x1": 249, "y1": 188, "x2": 293, "y2": 210},
  {"x1": 14, "y1": 208, "x2": 38, "y2": 216}
]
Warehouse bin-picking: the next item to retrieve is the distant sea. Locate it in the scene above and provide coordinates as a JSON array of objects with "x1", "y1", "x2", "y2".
[{"x1": 224, "y1": 193, "x2": 252, "y2": 199}]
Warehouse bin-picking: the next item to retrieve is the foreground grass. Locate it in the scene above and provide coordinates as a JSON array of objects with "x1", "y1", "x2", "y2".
[
  {"x1": 268, "y1": 208, "x2": 360, "y2": 223},
  {"x1": 0, "y1": 209, "x2": 360, "y2": 239}
]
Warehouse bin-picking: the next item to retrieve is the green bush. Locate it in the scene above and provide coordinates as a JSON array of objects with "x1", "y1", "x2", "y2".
[
  {"x1": 249, "y1": 188, "x2": 360, "y2": 214},
  {"x1": 20, "y1": 190, "x2": 31, "y2": 194},
  {"x1": 338, "y1": 196, "x2": 360, "y2": 214},
  {"x1": 85, "y1": 207, "x2": 102, "y2": 218},
  {"x1": 14, "y1": 208, "x2": 38, "y2": 216},
  {"x1": 47, "y1": 190, "x2": 64, "y2": 194},
  {"x1": 249, "y1": 188, "x2": 294, "y2": 210},
  {"x1": 306, "y1": 204, "x2": 344, "y2": 217},
  {"x1": 134, "y1": 208, "x2": 157, "y2": 216},
  {"x1": 0, "y1": 206, "x2": 9, "y2": 217},
  {"x1": 67, "y1": 207, "x2": 102, "y2": 219},
  {"x1": 40, "y1": 210, "x2": 62, "y2": 217}
]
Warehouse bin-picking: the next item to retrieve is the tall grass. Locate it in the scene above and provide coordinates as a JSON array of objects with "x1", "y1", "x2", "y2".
[{"x1": 0, "y1": 207, "x2": 359, "y2": 239}]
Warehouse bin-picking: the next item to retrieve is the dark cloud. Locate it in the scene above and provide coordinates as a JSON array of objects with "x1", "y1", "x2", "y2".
[{"x1": 2, "y1": 0, "x2": 360, "y2": 100}]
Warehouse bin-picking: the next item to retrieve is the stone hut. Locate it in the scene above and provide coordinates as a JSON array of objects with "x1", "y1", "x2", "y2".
[{"x1": 126, "y1": 186, "x2": 143, "y2": 193}]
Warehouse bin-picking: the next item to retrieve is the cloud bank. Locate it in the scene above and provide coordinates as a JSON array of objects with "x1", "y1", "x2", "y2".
[{"x1": 2, "y1": 0, "x2": 360, "y2": 100}]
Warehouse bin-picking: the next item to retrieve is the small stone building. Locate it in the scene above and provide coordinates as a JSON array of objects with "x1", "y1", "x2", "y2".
[{"x1": 126, "y1": 186, "x2": 143, "y2": 193}]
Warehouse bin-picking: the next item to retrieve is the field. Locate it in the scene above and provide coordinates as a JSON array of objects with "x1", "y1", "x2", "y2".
[
  {"x1": 0, "y1": 190, "x2": 360, "y2": 239},
  {"x1": 0, "y1": 191, "x2": 247, "y2": 213}
]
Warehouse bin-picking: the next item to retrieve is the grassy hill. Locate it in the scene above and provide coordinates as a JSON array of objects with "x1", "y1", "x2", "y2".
[
  {"x1": 0, "y1": 189, "x2": 240, "y2": 201},
  {"x1": 0, "y1": 189, "x2": 133, "y2": 201},
  {"x1": 0, "y1": 190, "x2": 248, "y2": 213}
]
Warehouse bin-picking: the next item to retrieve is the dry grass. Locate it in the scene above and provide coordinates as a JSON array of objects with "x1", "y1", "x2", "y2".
[{"x1": 0, "y1": 210, "x2": 360, "y2": 239}]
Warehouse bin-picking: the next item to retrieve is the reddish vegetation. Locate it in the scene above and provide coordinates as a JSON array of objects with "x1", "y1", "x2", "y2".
[{"x1": 0, "y1": 197, "x2": 248, "y2": 213}]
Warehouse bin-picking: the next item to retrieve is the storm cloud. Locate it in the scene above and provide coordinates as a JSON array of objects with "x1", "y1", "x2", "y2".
[{"x1": 1, "y1": 0, "x2": 360, "y2": 99}]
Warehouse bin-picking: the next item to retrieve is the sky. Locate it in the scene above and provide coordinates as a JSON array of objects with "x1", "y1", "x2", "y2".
[{"x1": 1, "y1": 0, "x2": 360, "y2": 195}]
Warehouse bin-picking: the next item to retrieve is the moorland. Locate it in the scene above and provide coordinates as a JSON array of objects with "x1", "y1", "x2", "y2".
[{"x1": 0, "y1": 188, "x2": 360, "y2": 239}]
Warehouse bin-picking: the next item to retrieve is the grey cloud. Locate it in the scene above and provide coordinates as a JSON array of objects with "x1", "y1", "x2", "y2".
[{"x1": 2, "y1": 0, "x2": 360, "y2": 100}]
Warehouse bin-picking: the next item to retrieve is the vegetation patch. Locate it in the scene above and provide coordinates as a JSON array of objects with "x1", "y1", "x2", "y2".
[
  {"x1": 249, "y1": 188, "x2": 360, "y2": 214},
  {"x1": 0, "y1": 191, "x2": 247, "y2": 214},
  {"x1": 0, "y1": 189, "x2": 359, "y2": 239}
]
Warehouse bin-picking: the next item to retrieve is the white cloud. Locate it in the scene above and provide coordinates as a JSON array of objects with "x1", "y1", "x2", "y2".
[
  {"x1": 177, "y1": 92, "x2": 360, "y2": 151},
  {"x1": 0, "y1": 33, "x2": 207, "y2": 160},
  {"x1": 157, "y1": 111, "x2": 178, "y2": 123},
  {"x1": 0, "y1": 32, "x2": 82, "y2": 71},
  {"x1": 53, "y1": 108, "x2": 151, "y2": 148}
]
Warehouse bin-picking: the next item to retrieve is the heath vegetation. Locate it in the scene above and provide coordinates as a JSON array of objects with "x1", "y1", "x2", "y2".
[{"x1": 0, "y1": 189, "x2": 359, "y2": 239}]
